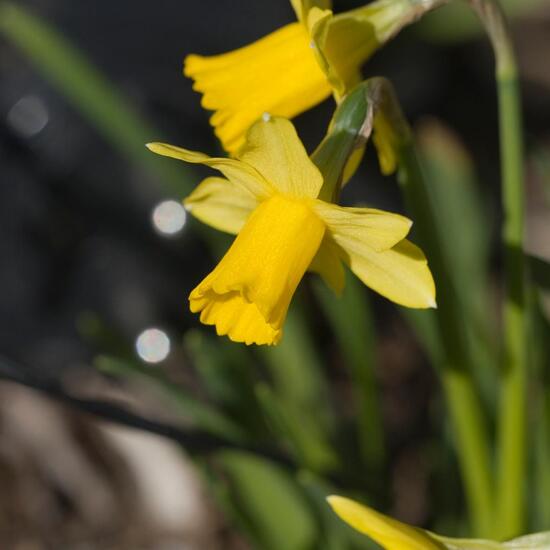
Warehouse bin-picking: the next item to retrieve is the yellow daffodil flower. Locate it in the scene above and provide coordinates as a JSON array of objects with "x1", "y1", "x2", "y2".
[
  {"x1": 328, "y1": 495, "x2": 550, "y2": 550},
  {"x1": 327, "y1": 495, "x2": 445, "y2": 550},
  {"x1": 147, "y1": 117, "x2": 435, "y2": 345},
  {"x1": 185, "y1": 0, "x2": 434, "y2": 154}
]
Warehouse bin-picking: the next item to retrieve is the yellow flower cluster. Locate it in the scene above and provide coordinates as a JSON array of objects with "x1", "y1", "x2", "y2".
[
  {"x1": 148, "y1": 0, "x2": 436, "y2": 346},
  {"x1": 185, "y1": 0, "x2": 426, "y2": 154}
]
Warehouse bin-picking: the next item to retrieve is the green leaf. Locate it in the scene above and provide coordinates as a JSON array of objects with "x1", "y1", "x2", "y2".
[
  {"x1": 530, "y1": 254, "x2": 550, "y2": 292},
  {"x1": 531, "y1": 294, "x2": 550, "y2": 529},
  {"x1": 217, "y1": 451, "x2": 318, "y2": 550},
  {"x1": 414, "y1": 121, "x2": 498, "y2": 406},
  {"x1": 95, "y1": 355, "x2": 246, "y2": 441},
  {"x1": 531, "y1": 147, "x2": 550, "y2": 207},
  {"x1": 256, "y1": 383, "x2": 339, "y2": 473},
  {"x1": 260, "y1": 295, "x2": 334, "y2": 429},
  {"x1": 183, "y1": 330, "x2": 267, "y2": 438},
  {"x1": 313, "y1": 270, "x2": 384, "y2": 470},
  {"x1": 257, "y1": 295, "x2": 338, "y2": 473},
  {"x1": 417, "y1": 0, "x2": 547, "y2": 43}
]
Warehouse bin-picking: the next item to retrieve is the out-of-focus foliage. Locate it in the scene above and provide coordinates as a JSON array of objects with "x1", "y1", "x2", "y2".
[{"x1": 417, "y1": 0, "x2": 547, "y2": 43}]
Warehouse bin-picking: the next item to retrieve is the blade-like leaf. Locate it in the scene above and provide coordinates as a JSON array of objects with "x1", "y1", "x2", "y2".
[
  {"x1": 530, "y1": 255, "x2": 550, "y2": 292},
  {"x1": 313, "y1": 270, "x2": 384, "y2": 470},
  {"x1": 417, "y1": 0, "x2": 547, "y2": 43},
  {"x1": 217, "y1": 451, "x2": 318, "y2": 550},
  {"x1": 256, "y1": 383, "x2": 339, "y2": 473},
  {"x1": 95, "y1": 355, "x2": 246, "y2": 441}
]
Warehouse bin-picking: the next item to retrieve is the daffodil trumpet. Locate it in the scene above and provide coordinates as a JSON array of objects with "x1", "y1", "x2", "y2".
[
  {"x1": 184, "y1": 0, "x2": 447, "y2": 155},
  {"x1": 148, "y1": 117, "x2": 435, "y2": 346}
]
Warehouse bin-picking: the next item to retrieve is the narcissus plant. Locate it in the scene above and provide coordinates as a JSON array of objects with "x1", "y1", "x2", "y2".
[
  {"x1": 185, "y1": 0, "x2": 442, "y2": 154},
  {"x1": 148, "y1": 117, "x2": 435, "y2": 346}
]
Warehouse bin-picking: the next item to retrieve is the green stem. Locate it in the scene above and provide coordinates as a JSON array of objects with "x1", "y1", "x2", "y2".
[
  {"x1": 468, "y1": 0, "x2": 527, "y2": 538},
  {"x1": 496, "y1": 66, "x2": 527, "y2": 543},
  {"x1": 532, "y1": 295, "x2": 550, "y2": 530}
]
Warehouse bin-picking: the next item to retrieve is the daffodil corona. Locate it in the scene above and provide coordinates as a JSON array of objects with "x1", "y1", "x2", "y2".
[
  {"x1": 148, "y1": 117, "x2": 435, "y2": 345},
  {"x1": 190, "y1": 195, "x2": 325, "y2": 345},
  {"x1": 185, "y1": 0, "x2": 432, "y2": 154},
  {"x1": 185, "y1": 21, "x2": 331, "y2": 154}
]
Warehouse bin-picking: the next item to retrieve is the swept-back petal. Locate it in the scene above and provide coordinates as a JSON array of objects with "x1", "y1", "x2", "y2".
[
  {"x1": 184, "y1": 177, "x2": 258, "y2": 235},
  {"x1": 327, "y1": 496, "x2": 444, "y2": 550},
  {"x1": 309, "y1": 235, "x2": 345, "y2": 295},
  {"x1": 146, "y1": 142, "x2": 272, "y2": 200},
  {"x1": 313, "y1": 201, "x2": 412, "y2": 252},
  {"x1": 239, "y1": 117, "x2": 323, "y2": 198},
  {"x1": 340, "y1": 239, "x2": 436, "y2": 309}
]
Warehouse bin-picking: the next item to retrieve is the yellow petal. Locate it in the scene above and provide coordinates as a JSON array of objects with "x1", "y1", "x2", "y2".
[
  {"x1": 239, "y1": 117, "x2": 323, "y2": 198},
  {"x1": 327, "y1": 496, "x2": 444, "y2": 550},
  {"x1": 146, "y1": 142, "x2": 272, "y2": 201},
  {"x1": 310, "y1": 1, "x2": 414, "y2": 98},
  {"x1": 373, "y1": 109, "x2": 400, "y2": 175},
  {"x1": 290, "y1": 0, "x2": 303, "y2": 20},
  {"x1": 189, "y1": 194, "x2": 325, "y2": 345},
  {"x1": 342, "y1": 144, "x2": 365, "y2": 186},
  {"x1": 184, "y1": 22, "x2": 331, "y2": 154},
  {"x1": 308, "y1": 7, "x2": 364, "y2": 98},
  {"x1": 313, "y1": 201, "x2": 412, "y2": 252},
  {"x1": 340, "y1": 238, "x2": 436, "y2": 309},
  {"x1": 184, "y1": 177, "x2": 258, "y2": 235},
  {"x1": 309, "y1": 235, "x2": 345, "y2": 295},
  {"x1": 291, "y1": 0, "x2": 333, "y2": 23}
]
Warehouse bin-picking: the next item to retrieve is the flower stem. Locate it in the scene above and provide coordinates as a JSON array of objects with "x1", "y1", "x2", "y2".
[
  {"x1": 341, "y1": 76, "x2": 495, "y2": 535},
  {"x1": 468, "y1": 0, "x2": 527, "y2": 538}
]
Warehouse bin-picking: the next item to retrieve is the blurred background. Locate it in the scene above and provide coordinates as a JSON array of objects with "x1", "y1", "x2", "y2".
[{"x1": 1, "y1": 0, "x2": 550, "y2": 548}]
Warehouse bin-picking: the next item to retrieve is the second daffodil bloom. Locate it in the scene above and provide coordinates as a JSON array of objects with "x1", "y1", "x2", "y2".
[
  {"x1": 327, "y1": 496, "x2": 445, "y2": 550},
  {"x1": 185, "y1": 0, "x2": 437, "y2": 154},
  {"x1": 147, "y1": 117, "x2": 435, "y2": 346},
  {"x1": 327, "y1": 495, "x2": 550, "y2": 549}
]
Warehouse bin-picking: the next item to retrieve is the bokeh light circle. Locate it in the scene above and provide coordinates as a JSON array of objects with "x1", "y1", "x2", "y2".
[
  {"x1": 152, "y1": 200, "x2": 187, "y2": 235},
  {"x1": 135, "y1": 328, "x2": 171, "y2": 363}
]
